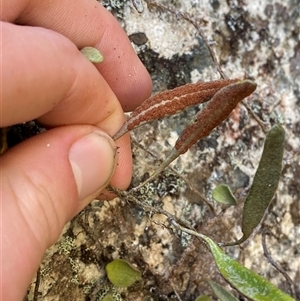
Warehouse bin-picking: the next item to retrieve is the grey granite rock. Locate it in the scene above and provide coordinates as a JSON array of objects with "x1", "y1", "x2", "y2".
[{"x1": 26, "y1": 1, "x2": 300, "y2": 300}]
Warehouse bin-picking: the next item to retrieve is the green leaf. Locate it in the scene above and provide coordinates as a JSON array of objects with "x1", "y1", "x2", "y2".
[
  {"x1": 195, "y1": 295, "x2": 212, "y2": 301},
  {"x1": 227, "y1": 124, "x2": 285, "y2": 245},
  {"x1": 106, "y1": 259, "x2": 141, "y2": 287},
  {"x1": 102, "y1": 294, "x2": 114, "y2": 301},
  {"x1": 199, "y1": 234, "x2": 295, "y2": 301},
  {"x1": 80, "y1": 46, "x2": 104, "y2": 63},
  {"x1": 212, "y1": 184, "x2": 237, "y2": 205},
  {"x1": 207, "y1": 280, "x2": 239, "y2": 301}
]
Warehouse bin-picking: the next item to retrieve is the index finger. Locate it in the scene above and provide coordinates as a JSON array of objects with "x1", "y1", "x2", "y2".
[{"x1": 2, "y1": 0, "x2": 152, "y2": 111}]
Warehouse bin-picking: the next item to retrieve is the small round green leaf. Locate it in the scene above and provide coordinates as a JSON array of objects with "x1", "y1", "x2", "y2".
[
  {"x1": 80, "y1": 46, "x2": 104, "y2": 63},
  {"x1": 212, "y1": 184, "x2": 237, "y2": 205},
  {"x1": 106, "y1": 259, "x2": 141, "y2": 287}
]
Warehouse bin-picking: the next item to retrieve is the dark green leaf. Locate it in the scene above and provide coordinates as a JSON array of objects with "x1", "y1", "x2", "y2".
[
  {"x1": 227, "y1": 124, "x2": 285, "y2": 245},
  {"x1": 212, "y1": 184, "x2": 237, "y2": 205}
]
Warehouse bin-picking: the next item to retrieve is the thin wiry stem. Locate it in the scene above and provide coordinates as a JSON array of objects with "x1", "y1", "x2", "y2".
[
  {"x1": 262, "y1": 229, "x2": 296, "y2": 298},
  {"x1": 131, "y1": 139, "x2": 216, "y2": 215}
]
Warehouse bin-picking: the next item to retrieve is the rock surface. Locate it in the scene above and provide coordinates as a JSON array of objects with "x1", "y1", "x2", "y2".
[{"x1": 26, "y1": 0, "x2": 299, "y2": 300}]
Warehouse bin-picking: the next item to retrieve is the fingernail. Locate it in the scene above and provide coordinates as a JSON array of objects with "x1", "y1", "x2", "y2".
[{"x1": 69, "y1": 132, "x2": 117, "y2": 201}]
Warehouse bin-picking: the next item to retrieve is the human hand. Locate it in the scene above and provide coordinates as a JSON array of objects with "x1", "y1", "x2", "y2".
[{"x1": 1, "y1": 0, "x2": 152, "y2": 299}]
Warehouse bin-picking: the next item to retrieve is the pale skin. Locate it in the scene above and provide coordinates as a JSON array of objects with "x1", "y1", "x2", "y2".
[{"x1": 1, "y1": 0, "x2": 152, "y2": 300}]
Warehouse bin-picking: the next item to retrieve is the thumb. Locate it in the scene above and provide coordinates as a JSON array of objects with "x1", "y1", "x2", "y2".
[{"x1": 1, "y1": 125, "x2": 117, "y2": 301}]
